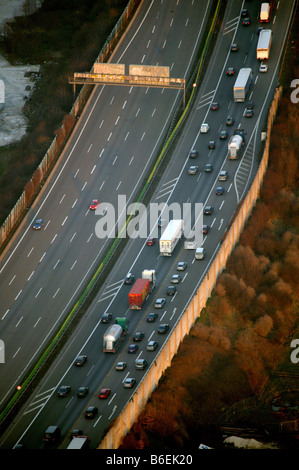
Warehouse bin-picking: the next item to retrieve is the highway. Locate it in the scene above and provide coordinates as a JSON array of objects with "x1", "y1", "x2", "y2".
[
  {"x1": 0, "y1": 0, "x2": 296, "y2": 449},
  {"x1": 0, "y1": 0, "x2": 211, "y2": 405}
]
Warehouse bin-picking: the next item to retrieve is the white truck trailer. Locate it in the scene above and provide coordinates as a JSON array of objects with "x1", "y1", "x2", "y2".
[
  {"x1": 159, "y1": 219, "x2": 183, "y2": 256},
  {"x1": 228, "y1": 134, "x2": 243, "y2": 159},
  {"x1": 103, "y1": 324, "x2": 123, "y2": 353},
  {"x1": 257, "y1": 29, "x2": 272, "y2": 60},
  {"x1": 233, "y1": 68, "x2": 252, "y2": 102},
  {"x1": 67, "y1": 436, "x2": 89, "y2": 449}
]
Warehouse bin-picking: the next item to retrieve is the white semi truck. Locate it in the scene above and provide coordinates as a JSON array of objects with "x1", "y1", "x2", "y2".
[
  {"x1": 257, "y1": 29, "x2": 272, "y2": 60},
  {"x1": 103, "y1": 319, "x2": 128, "y2": 353},
  {"x1": 233, "y1": 68, "x2": 253, "y2": 102},
  {"x1": 228, "y1": 135, "x2": 243, "y2": 159},
  {"x1": 141, "y1": 269, "x2": 156, "y2": 292},
  {"x1": 159, "y1": 219, "x2": 183, "y2": 256}
]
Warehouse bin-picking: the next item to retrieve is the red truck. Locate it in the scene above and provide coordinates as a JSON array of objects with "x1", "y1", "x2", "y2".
[{"x1": 128, "y1": 278, "x2": 150, "y2": 309}]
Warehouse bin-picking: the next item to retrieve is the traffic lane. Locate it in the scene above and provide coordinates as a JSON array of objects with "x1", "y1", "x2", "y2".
[
  {"x1": 0, "y1": 0, "x2": 225, "y2": 446},
  {"x1": 112, "y1": 0, "x2": 211, "y2": 71},
  {"x1": 0, "y1": 85, "x2": 182, "y2": 326},
  {"x1": 0, "y1": 0, "x2": 210, "y2": 333},
  {"x1": 8, "y1": 179, "x2": 241, "y2": 448},
  {"x1": 6, "y1": 0, "x2": 292, "y2": 448},
  {"x1": 0, "y1": 86, "x2": 183, "y2": 398},
  {"x1": 0, "y1": 0, "x2": 208, "y2": 310},
  {"x1": 19, "y1": 0, "x2": 298, "y2": 448}
]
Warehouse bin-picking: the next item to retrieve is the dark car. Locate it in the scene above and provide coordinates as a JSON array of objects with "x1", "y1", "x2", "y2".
[
  {"x1": 77, "y1": 387, "x2": 89, "y2": 398},
  {"x1": 208, "y1": 140, "x2": 216, "y2": 149},
  {"x1": 147, "y1": 312, "x2": 158, "y2": 322},
  {"x1": 133, "y1": 331, "x2": 145, "y2": 341},
  {"x1": 210, "y1": 102, "x2": 219, "y2": 111},
  {"x1": 124, "y1": 273, "x2": 135, "y2": 285},
  {"x1": 74, "y1": 355, "x2": 87, "y2": 366},
  {"x1": 57, "y1": 386, "x2": 71, "y2": 397},
  {"x1": 244, "y1": 107, "x2": 253, "y2": 118},
  {"x1": 226, "y1": 67, "x2": 235, "y2": 76},
  {"x1": 226, "y1": 116, "x2": 234, "y2": 126},
  {"x1": 43, "y1": 425, "x2": 61, "y2": 443},
  {"x1": 100, "y1": 312, "x2": 113, "y2": 323},
  {"x1": 128, "y1": 344, "x2": 138, "y2": 353},
  {"x1": 246, "y1": 100, "x2": 254, "y2": 109},
  {"x1": 219, "y1": 130, "x2": 228, "y2": 140},
  {"x1": 231, "y1": 43, "x2": 238, "y2": 52},
  {"x1": 242, "y1": 17, "x2": 250, "y2": 26},
  {"x1": 233, "y1": 128, "x2": 246, "y2": 142},
  {"x1": 202, "y1": 225, "x2": 210, "y2": 234},
  {"x1": 157, "y1": 217, "x2": 167, "y2": 227},
  {"x1": 70, "y1": 429, "x2": 83, "y2": 439},
  {"x1": 166, "y1": 285, "x2": 177, "y2": 296},
  {"x1": 241, "y1": 8, "x2": 248, "y2": 17},
  {"x1": 85, "y1": 406, "x2": 98, "y2": 419},
  {"x1": 189, "y1": 149, "x2": 198, "y2": 159},
  {"x1": 216, "y1": 186, "x2": 224, "y2": 195},
  {"x1": 204, "y1": 206, "x2": 214, "y2": 215},
  {"x1": 157, "y1": 324, "x2": 169, "y2": 334},
  {"x1": 98, "y1": 388, "x2": 111, "y2": 399},
  {"x1": 204, "y1": 163, "x2": 213, "y2": 173},
  {"x1": 32, "y1": 218, "x2": 43, "y2": 230}
]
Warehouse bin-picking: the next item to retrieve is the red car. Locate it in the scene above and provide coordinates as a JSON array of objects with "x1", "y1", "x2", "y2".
[
  {"x1": 98, "y1": 388, "x2": 111, "y2": 399},
  {"x1": 146, "y1": 237, "x2": 155, "y2": 246},
  {"x1": 89, "y1": 199, "x2": 100, "y2": 210}
]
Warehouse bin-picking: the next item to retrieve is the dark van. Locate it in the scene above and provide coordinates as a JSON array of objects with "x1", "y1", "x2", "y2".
[{"x1": 43, "y1": 425, "x2": 61, "y2": 444}]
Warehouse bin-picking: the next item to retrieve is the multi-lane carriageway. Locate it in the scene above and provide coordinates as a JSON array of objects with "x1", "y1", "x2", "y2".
[{"x1": 0, "y1": 0, "x2": 296, "y2": 449}]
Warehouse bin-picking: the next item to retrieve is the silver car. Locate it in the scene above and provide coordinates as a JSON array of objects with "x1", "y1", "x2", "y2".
[
  {"x1": 123, "y1": 378, "x2": 136, "y2": 388},
  {"x1": 147, "y1": 340, "x2": 158, "y2": 351}
]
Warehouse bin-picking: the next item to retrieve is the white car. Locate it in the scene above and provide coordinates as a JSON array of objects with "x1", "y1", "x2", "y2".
[
  {"x1": 200, "y1": 123, "x2": 209, "y2": 133},
  {"x1": 259, "y1": 64, "x2": 268, "y2": 73},
  {"x1": 188, "y1": 165, "x2": 198, "y2": 175}
]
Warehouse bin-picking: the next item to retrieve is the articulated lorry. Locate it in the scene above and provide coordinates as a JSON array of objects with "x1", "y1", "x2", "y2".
[
  {"x1": 233, "y1": 68, "x2": 252, "y2": 102},
  {"x1": 128, "y1": 270, "x2": 156, "y2": 308},
  {"x1": 257, "y1": 29, "x2": 272, "y2": 60},
  {"x1": 103, "y1": 317, "x2": 128, "y2": 352},
  {"x1": 159, "y1": 219, "x2": 183, "y2": 256},
  {"x1": 228, "y1": 134, "x2": 243, "y2": 159}
]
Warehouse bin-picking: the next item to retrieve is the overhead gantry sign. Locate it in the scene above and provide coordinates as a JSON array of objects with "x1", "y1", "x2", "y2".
[{"x1": 69, "y1": 63, "x2": 186, "y2": 106}]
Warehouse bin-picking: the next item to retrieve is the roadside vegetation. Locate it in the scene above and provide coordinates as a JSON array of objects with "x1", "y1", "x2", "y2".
[{"x1": 120, "y1": 10, "x2": 299, "y2": 450}]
